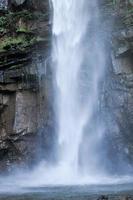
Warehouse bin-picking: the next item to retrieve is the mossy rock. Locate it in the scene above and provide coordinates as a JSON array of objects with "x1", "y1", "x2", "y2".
[{"x1": 0, "y1": 35, "x2": 36, "y2": 52}]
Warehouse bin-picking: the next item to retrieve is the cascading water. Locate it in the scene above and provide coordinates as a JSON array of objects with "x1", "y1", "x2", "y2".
[
  {"x1": 52, "y1": 0, "x2": 106, "y2": 178},
  {"x1": 0, "y1": 0, "x2": 133, "y2": 191},
  {"x1": 52, "y1": 0, "x2": 89, "y2": 175}
]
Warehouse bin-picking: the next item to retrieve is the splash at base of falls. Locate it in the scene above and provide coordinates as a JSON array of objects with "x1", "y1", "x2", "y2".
[
  {"x1": 0, "y1": 163, "x2": 133, "y2": 193},
  {"x1": 1, "y1": 170, "x2": 133, "y2": 196}
]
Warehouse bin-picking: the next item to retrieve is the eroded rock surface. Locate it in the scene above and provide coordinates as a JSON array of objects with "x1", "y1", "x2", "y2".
[
  {"x1": 0, "y1": 0, "x2": 53, "y2": 172},
  {"x1": 100, "y1": 0, "x2": 133, "y2": 172}
]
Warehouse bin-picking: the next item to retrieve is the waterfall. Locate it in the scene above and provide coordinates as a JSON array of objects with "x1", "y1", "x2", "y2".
[
  {"x1": 52, "y1": 0, "x2": 106, "y2": 177},
  {"x1": 52, "y1": 0, "x2": 89, "y2": 174},
  {"x1": 1, "y1": 1, "x2": 133, "y2": 190},
  {"x1": 7, "y1": 1, "x2": 107, "y2": 185},
  {"x1": 0, "y1": 0, "x2": 108, "y2": 187},
  {"x1": 0, "y1": 0, "x2": 106, "y2": 191}
]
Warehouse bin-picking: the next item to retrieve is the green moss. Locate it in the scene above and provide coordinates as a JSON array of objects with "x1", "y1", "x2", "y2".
[
  {"x1": 122, "y1": 4, "x2": 133, "y2": 26},
  {"x1": 0, "y1": 36, "x2": 30, "y2": 51},
  {"x1": 0, "y1": 9, "x2": 49, "y2": 52},
  {"x1": 6, "y1": 11, "x2": 35, "y2": 21},
  {"x1": 0, "y1": 27, "x2": 6, "y2": 33},
  {"x1": 0, "y1": 8, "x2": 49, "y2": 35},
  {"x1": 0, "y1": 11, "x2": 36, "y2": 34},
  {"x1": 0, "y1": 16, "x2": 8, "y2": 27},
  {"x1": 0, "y1": 16, "x2": 8, "y2": 34},
  {"x1": 7, "y1": 10, "x2": 47, "y2": 22},
  {"x1": 16, "y1": 26, "x2": 30, "y2": 33}
]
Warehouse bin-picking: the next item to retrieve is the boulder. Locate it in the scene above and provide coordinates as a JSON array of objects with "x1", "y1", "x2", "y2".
[{"x1": 97, "y1": 195, "x2": 108, "y2": 200}]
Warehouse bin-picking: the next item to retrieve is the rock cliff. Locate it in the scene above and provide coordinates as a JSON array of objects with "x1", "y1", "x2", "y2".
[
  {"x1": 100, "y1": 0, "x2": 133, "y2": 173},
  {"x1": 0, "y1": 0, "x2": 55, "y2": 172}
]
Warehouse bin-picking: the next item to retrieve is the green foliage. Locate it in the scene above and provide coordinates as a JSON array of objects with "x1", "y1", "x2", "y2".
[
  {"x1": 0, "y1": 16, "x2": 7, "y2": 27},
  {"x1": 0, "y1": 9, "x2": 48, "y2": 52},
  {"x1": 16, "y1": 26, "x2": 30, "y2": 33},
  {"x1": 0, "y1": 35, "x2": 37, "y2": 52}
]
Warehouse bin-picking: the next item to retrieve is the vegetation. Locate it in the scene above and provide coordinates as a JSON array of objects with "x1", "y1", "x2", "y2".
[{"x1": 0, "y1": 10, "x2": 49, "y2": 52}]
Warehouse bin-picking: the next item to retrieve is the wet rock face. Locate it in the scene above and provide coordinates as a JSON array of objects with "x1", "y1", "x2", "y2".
[
  {"x1": 10, "y1": 0, "x2": 49, "y2": 12},
  {"x1": 11, "y1": 0, "x2": 26, "y2": 6},
  {"x1": 13, "y1": 91, "x2": 38, "y2": 134},
  {"x1": 26, "y1": 0, "x2": 49, "y2": 11},
  {"x1": 0, "y1": 0, "x2": 53, "y2": 171},
  {"x1": 100, "y1": 0, "x2": 133, "y2": 172}
]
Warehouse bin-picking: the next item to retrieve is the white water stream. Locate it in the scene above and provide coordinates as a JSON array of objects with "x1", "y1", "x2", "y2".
[{"x1": 52, "y1": 0, "x2": 105, "y2": 177}]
